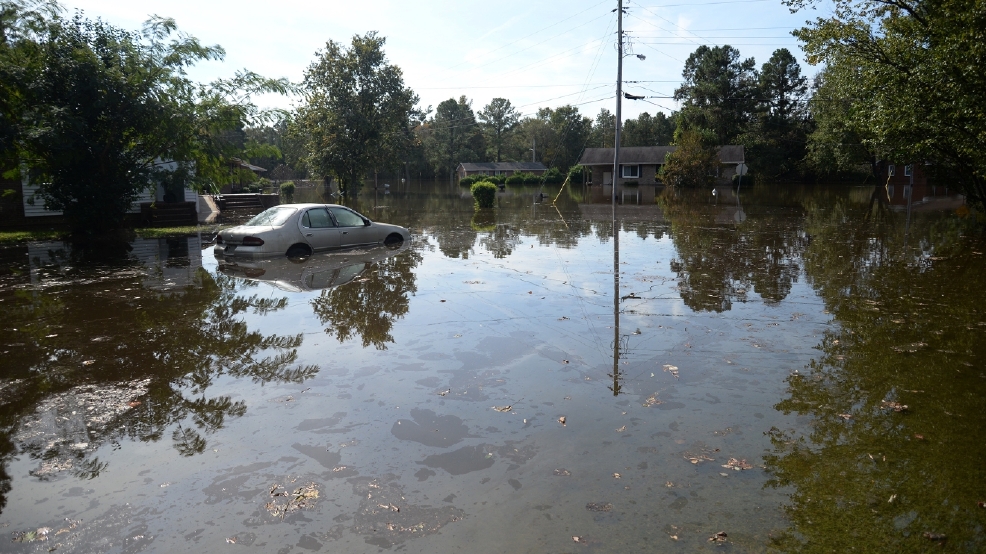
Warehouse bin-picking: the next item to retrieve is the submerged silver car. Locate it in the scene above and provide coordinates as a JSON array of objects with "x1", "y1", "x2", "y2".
[{"x1": 215, "y1": 204, "x2": 410, "y2": 259}]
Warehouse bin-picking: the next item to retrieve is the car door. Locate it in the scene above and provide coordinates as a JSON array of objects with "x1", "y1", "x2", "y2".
[
  {"x1": 328, "y1": 207, "x2": 374, "y2": 248},
  {"x1": 300, "y1": 207, "x2": 341, "y2": 251}
]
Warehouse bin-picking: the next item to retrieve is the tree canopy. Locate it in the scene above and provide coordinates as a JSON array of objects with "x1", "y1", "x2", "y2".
[
  {"x1": 1, "y1": 3, "x2": 289, "y2": 234},
  {"x1": 294, "y1": 32, "x2": 418, "y2": 197},
  {"x1": 790, "y1": 0, "x2": 986, "y2": 203}
]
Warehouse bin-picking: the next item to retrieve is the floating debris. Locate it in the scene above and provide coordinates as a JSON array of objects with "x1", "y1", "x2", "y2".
[
  {"x1": 881, "y1": 400, "x2": 909, "y2": 413},
  {"x1": 709, "y1": 531, "x2": 728, "y2": 542},
  {"x1": 616, "y1": 425, "x2": 627, "y2": 433},
  {"x1": 643, "y1": 394, "x2": 663, "y2": 407},
  {"x1": 612, "y1": 473, "x2": 621, "y2": 479},
  {"x1": 492, "y1": 405, "x2": 512, "y2": 413},
  {"x1": 663, "y1": 364, "x2": 679, "y2": 379},
  {"x1": 558, "y1": 416, "x2": 566, "y2": 425},
  {"x1": 553, "y1": 468, "x2": 571, "y2": 476},
  {"x1": 585, "y1": 502, "x2": 613, "y2": 512},
  {"x1": 686, "y1": 454, "x2": 715, "y2": 465},
  {"x1": 438, "y1": 389, "x2": 450, "y2": 397},
  {"x1": 721, "y1": 458, "x2": 753, "y2": 471},
  {"x1": 265, "y1": 482, "x2": 320, "y2": 519},
  {"x1": 923, "y1": 532, "x2": 946, "y2": 542},
  {"x1": 838, "y1": 413, "x2": 853, "y2": 420},
  {"x1": 11, "y1": 527, "x2": 51, "y2": 543}
]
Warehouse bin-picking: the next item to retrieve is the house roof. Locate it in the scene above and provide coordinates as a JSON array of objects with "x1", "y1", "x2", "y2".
[
  {"x1": 457, "y1": 162, "x2": 548, "y2": 172},
  {"x1": 231, "y1": 158, "x2": 267, "y2": 173},
  {"x1": 578, "y1": 145, "x2": 745, "y2": 166}
]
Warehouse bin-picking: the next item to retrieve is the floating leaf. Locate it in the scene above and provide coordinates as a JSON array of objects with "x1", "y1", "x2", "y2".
[
  {"x1": 663, "y1": 364, "x2": 679, "y2": 379},
  {"x1": 492, "y1": 405, "x2": 512, "y2": 413}
]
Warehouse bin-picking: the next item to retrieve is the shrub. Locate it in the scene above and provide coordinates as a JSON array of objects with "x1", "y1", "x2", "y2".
[
  {"x1": 280, "y1": 181, "x2": 296, "y2": 202},
  {"x1": 470, "y1": 181, "x2": 497, "y2": 208},
  {"x1": 542, "y1": 167, "x2": 564, "y2": 184},
  {"x1": 460, "y1": 175, "x2": 481, "y2": 187},
  {"x1": 566, "y1": 164, "x2": 586, "y2": 184}
]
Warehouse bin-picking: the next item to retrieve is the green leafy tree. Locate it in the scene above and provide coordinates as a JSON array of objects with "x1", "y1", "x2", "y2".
[
  {"x1": 674, "y1": 45, "x2": 758, "y2": 146},
  {"x1": 587, "y1": 108, "x2": 615, "y2": 148},
  {"x1": 805, "y1": 67, "x2": 876, "y2": 178},
  {"x1": 424, "y1": 96, "x2": 483, "y2": 178},
  {"x1": 478, "y1": 98, "x2": 519, "y2": 162},
  {"x1": 3, "y1": 7, "x2": 288, "y2": 233},
  {"x1": 740, "y1": 48, "x2": 810, "y2": 179},
  {"x1": 622, "y1": 111, "x2": 674, "y2": 147},
  {"x1": 546, "y1": 105, "x2": 591, "y2": 171},
  {"x1": 789, "y1": 0, "x2": 986, "y2": 204},
  {"x1": 296, "y1": 32, "x2": 418, "y2": 197},
  {"x1": 660, "y1": 129, "x2": 719, "y2": 187}
]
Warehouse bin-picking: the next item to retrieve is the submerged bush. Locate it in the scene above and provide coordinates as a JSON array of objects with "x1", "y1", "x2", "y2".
[
  {"x1": 280, "y1": 181, "x2": 296, "y2": 202},
  {"x1": 470, "y1": 181, "x2": 497, "y2": 208}
]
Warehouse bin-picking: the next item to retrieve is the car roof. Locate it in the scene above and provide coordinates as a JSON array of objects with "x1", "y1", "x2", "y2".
[{"x1": 277, "y1": 203, "x2": 347, "y2": 209}]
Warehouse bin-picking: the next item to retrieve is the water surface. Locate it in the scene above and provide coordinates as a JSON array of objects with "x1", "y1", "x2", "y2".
[{"x1": 1, "y1": 182, "x2": 983, "y2": 552}]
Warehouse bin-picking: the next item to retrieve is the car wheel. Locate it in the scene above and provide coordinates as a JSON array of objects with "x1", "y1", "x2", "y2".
[
  {"x1": 384, "y1": 233, "x2": 405, "y2": 248},
  {"x1": 286, "y1": 243, "x2": 313, "y2": 259}
]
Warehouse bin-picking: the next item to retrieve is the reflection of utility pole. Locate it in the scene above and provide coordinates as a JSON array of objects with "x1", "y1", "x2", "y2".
[
  {"x1": 904, "y1": 164, "x2": 914, "y2": 246},
  {"x1": 531, "y1": 138, "x2": 536, "y2": 162}
]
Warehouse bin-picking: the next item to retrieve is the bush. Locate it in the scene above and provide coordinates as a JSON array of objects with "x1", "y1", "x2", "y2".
[
  {"x1": 566, "y1": 164, "x2": 586, "y2": 184},
  {"x1": 280, "y1": 181, "x2": 296, "y2": 202},
  {"x1": 462, "y1": 174, "x2": 505, "y2": 186},
  {"x1": 542, "y1": 167, "x2": 564, "y2": 184},
  {"x1": 470, "y1": 181, "x2": 497, "y2": 208}
]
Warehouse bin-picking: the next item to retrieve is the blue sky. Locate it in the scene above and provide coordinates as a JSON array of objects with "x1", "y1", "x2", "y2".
[{"x1": 65, "y1": 0, "x2": 829, "y2": 121}]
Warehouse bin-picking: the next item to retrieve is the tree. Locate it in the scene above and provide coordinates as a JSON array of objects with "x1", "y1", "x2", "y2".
[
  {"x1": 3, "y1": 7, "x2": 288, "y2": 234},
  {"x1": 587, "y1": 108, "x2": 615, "y2": 148},
  {"x1": 739, "y1": 48, "x2": 811, "y2": 179},
  {"x1": 804, "y1": 67, "x2": 875, "y2": 178},
  {"x1": 424, "y1": 96, "x2": 482, "y2": 178},
  {"x1": 660, "y1": 129, "x2": 719, "y2": 187},
  {"x1": 789, "y1": 0, "x2": 986, "y2": 203},
  {"x1": 674, "y1": 45, "x2": 758, "y2": 146},
  {"x1": 296, "y1": 32, "x2": 417, "y2": 197},
  {"x1": 478, "y1": 98, "x2": 519, "y2": 163},
  {"x1": 546, "y1": 105, "x2": 592, "y2": 171},
  {"x1": 622, "y1": 111, "x2": 674, "y2": 147}
]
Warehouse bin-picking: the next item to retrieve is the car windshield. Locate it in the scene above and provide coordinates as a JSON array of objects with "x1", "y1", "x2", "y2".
[{"x1": 244, "y1": 207, "x2": 297, "y2": 227}]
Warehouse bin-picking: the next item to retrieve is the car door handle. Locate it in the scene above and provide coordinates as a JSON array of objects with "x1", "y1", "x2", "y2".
[
  {"x1": 342, "y1": 231, "x2": 349, "y2": 235},
  {"x1": 305, "y1": 233, "x2": 313, "y2": 237}
]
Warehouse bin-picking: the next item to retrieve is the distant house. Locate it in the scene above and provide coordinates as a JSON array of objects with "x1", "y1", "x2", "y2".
[
  {"x1": 881, "y1": 162, "x2": 963, "y2": 209},
  {"x1": 456, "y1": 162, "x2": 547, "y2": 180},
  {"x1": 578, "y1": 145, "x2": 745, "y2": 186}
]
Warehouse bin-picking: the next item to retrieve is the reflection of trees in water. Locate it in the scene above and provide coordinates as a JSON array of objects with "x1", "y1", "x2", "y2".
[
  {"x1": 661, "y1": 189, "x2": 804, "y2": 312},
  {"x1": 765, "y1": 200, "x2": 986, "y2": 552},
  {"x1": 311, "y1": 249, "x2": 422, "y2": 349},
  {"x1": 0, "y1": 267, "x2": 317, "y2": 513}
]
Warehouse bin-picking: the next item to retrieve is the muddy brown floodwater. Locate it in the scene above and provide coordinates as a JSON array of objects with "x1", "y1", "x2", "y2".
[{"x1": 1, "y1": 182, "x2": 984, "y2": 553}]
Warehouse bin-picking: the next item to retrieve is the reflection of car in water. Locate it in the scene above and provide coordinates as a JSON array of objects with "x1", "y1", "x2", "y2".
[{"x1": 217, "y1": 242, "x2": 410, "y2": 293}]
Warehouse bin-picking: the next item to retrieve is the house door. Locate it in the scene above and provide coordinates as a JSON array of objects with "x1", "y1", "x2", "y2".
[{"x1": 603, "y1": 172, "x2": 612, "y2": 185}]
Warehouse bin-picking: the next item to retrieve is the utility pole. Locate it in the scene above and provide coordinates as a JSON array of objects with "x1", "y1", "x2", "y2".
[{"x1": 612, "y1": 0, "x2": 623, "y2": 206}]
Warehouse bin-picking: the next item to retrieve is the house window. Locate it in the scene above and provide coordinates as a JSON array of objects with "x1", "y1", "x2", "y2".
[
  {"x1": 621, "y1": 165, "x2": 640, "y2": 178},
  {"x1": 888, "y1": 164, "x2": 895, "y2": 177},
  {"x1": 904, "y1": 164, "x2": 913, "y2": 177}
]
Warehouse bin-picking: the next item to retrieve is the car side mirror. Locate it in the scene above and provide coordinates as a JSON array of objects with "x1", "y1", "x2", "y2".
[{"x1": 363, "y1": 218, "x2": 371, "y2": 226}]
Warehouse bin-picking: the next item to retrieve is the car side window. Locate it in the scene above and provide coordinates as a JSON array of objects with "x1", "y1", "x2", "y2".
[
  {"x1": 303, "y1": 208, "x2": 334, "y2": 229},
  {"x1": 328, "y1": 207, "x2": 365, "y2": 227}
]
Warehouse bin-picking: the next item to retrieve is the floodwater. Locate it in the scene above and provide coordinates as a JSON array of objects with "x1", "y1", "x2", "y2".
[{"x1": 1, "y1": 181, "x2": 984, "y2": 553}]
